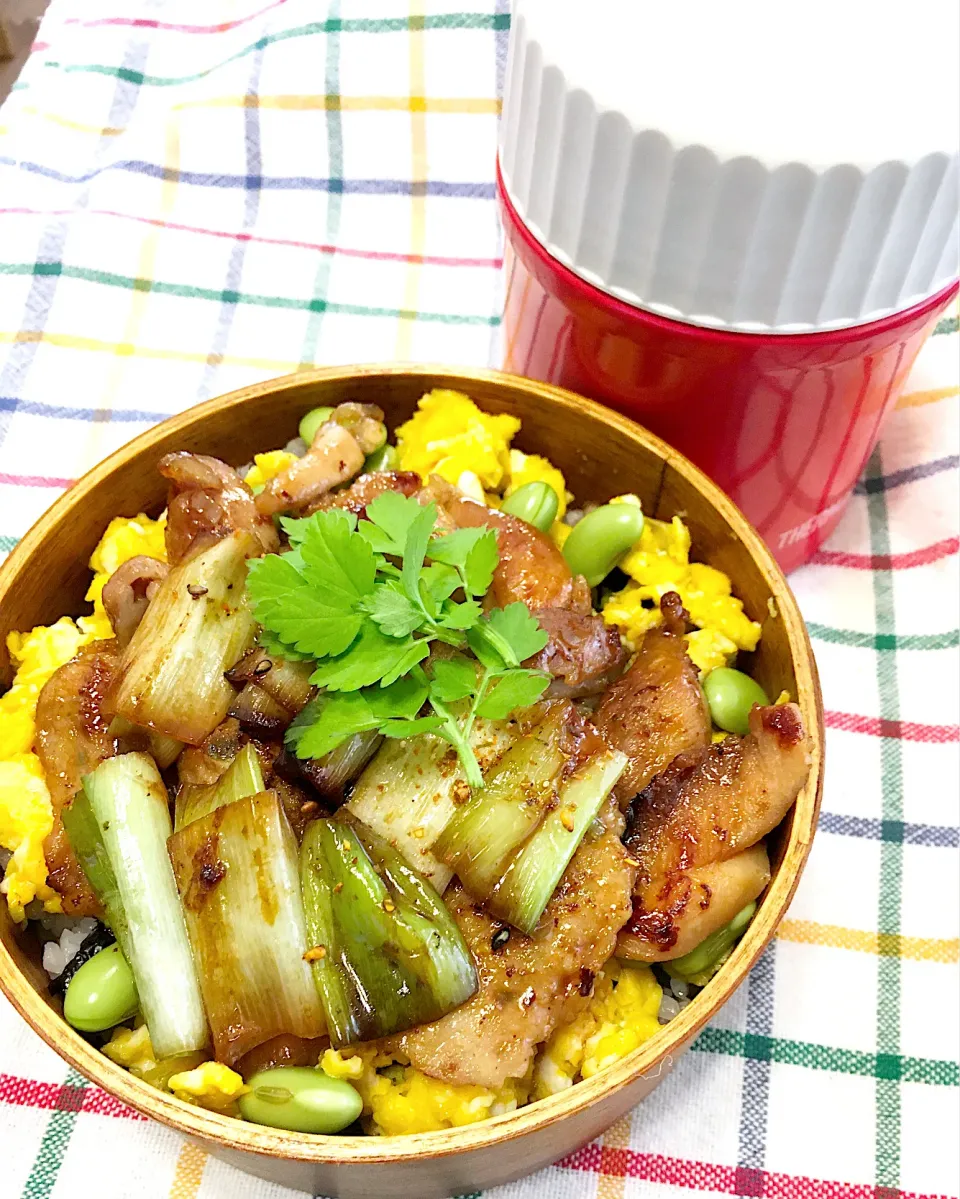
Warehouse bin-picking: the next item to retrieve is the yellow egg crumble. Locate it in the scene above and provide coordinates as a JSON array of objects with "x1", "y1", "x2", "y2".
[
  {"x1": 243, "y1": 450, "x2": 299, "y2": 491},
  {"x1": 167, "y1": 1061, "x2": 250, "y2": 1113},
  {"x1": 533, "y1": 961, "x2": 662, "y2": 1100},
  {"x1": 395, "y1": 390, "x2": 576, "y2": 523},
  {"x1": 320, "y1": 1046, "x2": 531, "y2": 1136},
  {"x1": 601, "y1": 513, "x2": 761, "y2": 667},
  {"x1": 0, "y1": 514, "x2": 166, "y2": 920}
]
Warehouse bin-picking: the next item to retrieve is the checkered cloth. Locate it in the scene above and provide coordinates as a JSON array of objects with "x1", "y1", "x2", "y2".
[{"x1": 0, "y1": 3, "x2": 957, "y2": 1198}]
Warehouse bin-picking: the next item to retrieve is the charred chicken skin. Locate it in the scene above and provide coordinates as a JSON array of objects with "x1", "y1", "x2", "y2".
[
  {"x1": 594, "y1": 592, "x2": 711, "y2": 805},
  {"x1": 395, "y1": 792, "x2": 637, "y2": 1088},
  {"x1": 159, "y1": 452, "x2": 279, "y2": 565},
  {"x1": 34, "y1": 643, "x2": 121, "y2": 916},
  {"x1": 255, "y1": 403, "x2": 386, "y2": 516},
  {"x1": 617, "y1": 702, "x2": 811, "y2": 962}
]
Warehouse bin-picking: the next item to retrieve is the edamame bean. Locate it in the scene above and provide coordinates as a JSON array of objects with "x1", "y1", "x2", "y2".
[
  {"x1": 500, "y1": 481, "x2": 560, "y2": 533},
  {"x1": 63, "y1": 943, "x2": 138, "y2": 1033},
  {"x1": 364, "y1": 442, "x2": 398, "y2": 473},
  {"x1": 298, "y1": 406, "x2": 335, "y2": 446},
  {"x1": 703, "y1": 667, "x2": 769, "y2": 736},
  {"x1": 562, "y1": 502, "x2": 644, "y2": 586},
  {"x1": 238, "y1": 1066, "x2": 363, "y2": 1134},
  {"x1": 667, "y1": 901, "x2": 757, "y2": 981}
]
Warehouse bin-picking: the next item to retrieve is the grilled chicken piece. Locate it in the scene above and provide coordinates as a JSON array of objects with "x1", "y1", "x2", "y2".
[
  {"x1": 256, "y1": 403, "x2": 385, "y2": 517},
  {"x1": 525, "y1": 608, "x2": 627, "y2": 699},
  {"x1": 420, "y1": 478, "x2": 625, "y2": 696},
  {"x1": 617, "y1": 703, "x2": 810, "y2": 962},
  {"x1": 421, "y1": 477, "x2": 591, "y2": 612},
  {"x1": 101, "y1": 555, "x2": 169, "y2": 648},
  {"x1": 307, "y1": 469, "x2": 421, "y2": 516},
  {"x1": 35, "y1": 644, "x2": 121, "y2": 916},
  {"x1": 395, "y1": 792, "x2": 636, "y2": 1088},
  {"x1": 159, "y1": 452, "x2": 279, "y2": 565},
  {"x1": 617, "y1": 843, "x2": 771, "y2": 962},
  {"x1": 594, "y1": 592, "x2": 710, "y2": 805}
]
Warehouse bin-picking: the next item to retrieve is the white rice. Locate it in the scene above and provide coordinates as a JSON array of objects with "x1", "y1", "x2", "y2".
[
  {"x1": 41, "y1": 916, "x2": 98, "y2": 978},
  {"x1": 658, "y1": 992, "x2": 681, "y2": 1024}
]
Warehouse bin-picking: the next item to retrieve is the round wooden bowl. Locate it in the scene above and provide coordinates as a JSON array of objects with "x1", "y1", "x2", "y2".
[{"x1": 0, "y1": 365, "x2": 823, "y2": 1198}]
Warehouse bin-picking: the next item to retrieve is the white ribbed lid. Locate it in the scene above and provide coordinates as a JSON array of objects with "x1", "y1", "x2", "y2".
[{"x1": 500, "y1": 0, "x2": 960, "y2": 333}]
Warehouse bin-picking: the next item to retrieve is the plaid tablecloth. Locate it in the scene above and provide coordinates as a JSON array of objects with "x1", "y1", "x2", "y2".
[{"x1": 0, "y1": 3, "x2": 957, "y2": 1198}]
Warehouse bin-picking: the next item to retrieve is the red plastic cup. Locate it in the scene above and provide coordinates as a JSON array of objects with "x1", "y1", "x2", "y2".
[{"x1": 499, "y1": 165, "x2": 958, "y2": 574}]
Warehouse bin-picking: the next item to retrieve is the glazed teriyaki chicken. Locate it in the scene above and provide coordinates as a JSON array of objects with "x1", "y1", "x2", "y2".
[{"x1": 8, "y1": 392, "x2": 812, "y2": 1135}]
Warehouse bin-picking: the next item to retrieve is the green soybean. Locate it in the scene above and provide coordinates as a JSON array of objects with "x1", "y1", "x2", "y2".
[
  {"x1": 298, "y1": 406, "x2": 335, "y2": 446},
  {"x1": 500, "y1": 481, "x2": 560, "y2": 532},
  {"x1": 364, "y1": 442, "x2": 398, "y2": 473},
  {"x1": 238, "y1": 1066, "x2": 363, "y2": 1134},
  {"x1": 703, "y1": 667, "x2": 769, "y2": 736},
  {"x1": 63, "y1": 943, "x2": 139, "y2": 1033},
  {"x1": 562, "y1": 502, "x2": 644, "y2": 587},
  {"x1": 667, "y1": 901, "x2": 758, "y2": 982}
]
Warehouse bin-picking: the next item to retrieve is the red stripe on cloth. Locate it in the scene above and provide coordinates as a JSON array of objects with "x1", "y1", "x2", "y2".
[
  {"x1": 0, "y1": 472, "x2": 74, "y2": 488},
  {"x1": 811, "y1": 537, "x2": 958, "y2": 570},
  {"x1": 560, "y1": 1143, "x2": 947, "y2": 1199},
  {"x1": 81, "y1": 1088, "x2": 146, "y2": 1120},
  {"x1": 0, "y1": 1073, "x2": 145, "y2": 1119},
  {"x1": 825, "y1": 711, "x2": 960, "y2": 744},
  {"x1": 0, "y1": 207, "x2": 503, "y2": 269},
  {"x1": 64, "y1": 0, "x2": 288, "y2": 33}
]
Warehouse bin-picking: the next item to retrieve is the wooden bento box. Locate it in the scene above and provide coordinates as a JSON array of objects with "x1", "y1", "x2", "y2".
[{"x1": 0, "y1": 366, "x2": 823, "y2": 1198}]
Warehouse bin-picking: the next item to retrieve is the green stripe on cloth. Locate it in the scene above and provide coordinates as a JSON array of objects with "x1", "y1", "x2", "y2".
[
  {"x1": 866, "y1": 445, "x2": 904, "y2": 1192},
  {"x1": 933, "y1": 314, "x2": 959, "y2": 336},
  {"x1": 806, "y1": 623, "x2": 960, "y2": 651},
  {"x1": 20, "y1": 1070, "x2": 88, "y2": 1199},
  {"x1": 43, "y1": 12, "x2": 511, "y2": 89},
  {"x1": 694, "y1": 1029, "x2": 958, "y2": 1086},
  {"x1": 0, "y1": 534, "x2": 18, "y2": 552},
  {"x1": 0, "y1": 263, "x2": 497, "y2": 325},
  {"x1": 298, "y1": 0, "x2": 343, "y2": 367}
]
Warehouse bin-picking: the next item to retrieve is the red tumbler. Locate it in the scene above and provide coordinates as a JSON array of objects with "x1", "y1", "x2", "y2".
[{"x1": 499, "y1": 0, "x2": 960, "y2": 573}]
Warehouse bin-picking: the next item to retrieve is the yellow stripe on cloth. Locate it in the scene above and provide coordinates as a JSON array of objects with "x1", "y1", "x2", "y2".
[
  {"x1": 778, "y1": 920, "x2": 960, "y2": 963},
  {"x1": 0, "y1": 330, "x2": 302, "y2": 373},
  {"x1": 896, "y1": 385, "x2": 960, "y2": 409},
  {"x1": 169, "y1": 1142, "x2": 207, "y2": 1199},
  {"x1": 176, "y1": 94, "x2": 500, "y2": 114},
  {"x1": 597, "y1": 1114, "x2": 632, "y2": 1199},
  {"x1": 16, "y1": 105, "x2": 125, "y2": 136}
]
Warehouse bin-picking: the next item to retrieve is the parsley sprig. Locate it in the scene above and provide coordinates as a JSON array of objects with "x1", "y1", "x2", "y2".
[{"x1": 246, "y1": 493, "x2": 550, "y2": 789}]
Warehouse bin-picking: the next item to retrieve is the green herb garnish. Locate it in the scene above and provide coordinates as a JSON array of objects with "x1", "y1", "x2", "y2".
[{"x1": 246, "y1": 493, "x2": 550, "y2": 789}]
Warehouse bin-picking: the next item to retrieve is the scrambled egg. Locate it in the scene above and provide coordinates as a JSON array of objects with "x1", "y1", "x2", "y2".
[
  {"x1": 396, "y1": 390, "x2": 520, "y2": 491},
  {"x1": 243, "y1": 450, "x2": 298, "y2": 492},
  {"x1": 103, "y1": 1023, "x2": 158, "y2": 1074},
  {"x1": 532, "y1": 961, "x2": 662, "y2": 1101},
  {"x1": 321, "y1": 1047, "x2": 529, "y2": 1136},
  {"x1": 0, "y1": 514, "x2": 166, "y2": 920},
  {"x1": 602, "y1": 512, "x2": 761, "y2": 666},
  {"x1": 167, "y1": 1061, "x2": 250, "y2": 1113}
]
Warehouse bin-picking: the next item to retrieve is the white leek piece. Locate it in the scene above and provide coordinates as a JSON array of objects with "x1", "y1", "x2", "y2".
[
  {"x1": 78, "y1": 752, "x2": 209, "y2": 1057},
  {"x1": 345, "y1": 717, "x2": 513, "y2": 890},
  {"x1": 168, "y1": 790, "x2": 325, "y2": 1065},
  {"x1": 108, "y1": 530, "x2": 258, "y2": 745}
]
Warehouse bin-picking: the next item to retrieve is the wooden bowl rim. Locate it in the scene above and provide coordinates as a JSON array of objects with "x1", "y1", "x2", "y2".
[{"x1": 0, "y1": 363, "x2": 824, "y2": 1165}]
